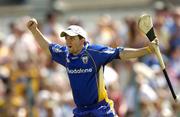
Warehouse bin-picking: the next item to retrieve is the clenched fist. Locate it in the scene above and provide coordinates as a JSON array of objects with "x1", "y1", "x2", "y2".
[
  {"x1": 27, "y1": 18, "x2": 38, "y2": 30},
  {"x1": 148, "y1": 38, "x2": 159, "y2": 53}
]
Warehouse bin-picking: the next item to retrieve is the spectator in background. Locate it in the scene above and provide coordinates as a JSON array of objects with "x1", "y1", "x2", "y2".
[
  {"x1": 107, "y1": 73, "x2": 125, "y2": 117},
  {"x1": 124, "y1": 16, "x2": 148, "y2": 48},
  {"x1": 0, "y1": 33, "x2": 11, "y2": 66},
  {"x1": 154, "y1": 0, "x2": 173, "y2": 31},
  {"x1": 42, "y1": 11, "x2": 64, "y2": 43},
  {"x1": 5, "y1": 16, "x2": 38, "y2": 64},
  {"x1": 154, "y1": 13, "x2": 170, "y2": 53},
  {"x1": 92, "y1": 15, "x2": 122, "y2": 48},
  {"x1": 67, "y1": 16, "x2": 83, "y2": 27},
  {"x1": 169, "y1": 7, "x2": 180, "y2": 49}
]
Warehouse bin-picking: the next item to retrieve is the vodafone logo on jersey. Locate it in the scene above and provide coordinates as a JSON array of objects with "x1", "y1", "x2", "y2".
[{"x1": 67, "y1": 68, "x2": 93, "y2": 74}]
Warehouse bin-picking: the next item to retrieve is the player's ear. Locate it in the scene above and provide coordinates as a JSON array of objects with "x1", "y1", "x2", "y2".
[
  {"x1": 80, "y1": 38, "x2": 85, "y2": 45},
  {"x1": 79, "y1": 35, "x2": 85, "y2": 44}
]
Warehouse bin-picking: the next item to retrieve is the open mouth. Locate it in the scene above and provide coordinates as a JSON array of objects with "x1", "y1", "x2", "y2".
[{"x1": 68, "y1": 46, "x2": 72, "y2": 49}]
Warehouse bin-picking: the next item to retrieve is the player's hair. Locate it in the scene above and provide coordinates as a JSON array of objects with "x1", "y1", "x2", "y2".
[{"x1": 78, "y1": 35, "x2": 85, "y2": 40}]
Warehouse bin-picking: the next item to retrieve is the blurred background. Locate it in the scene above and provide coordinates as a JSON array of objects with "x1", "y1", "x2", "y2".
[{"x1": 0, "y1": 0, "x2": 180, "y2": 117}]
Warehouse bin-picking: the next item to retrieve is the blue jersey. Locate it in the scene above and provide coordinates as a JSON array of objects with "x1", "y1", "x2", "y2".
[{"x1": 49, "y1": 43, "x2": 124, "y2": 109}]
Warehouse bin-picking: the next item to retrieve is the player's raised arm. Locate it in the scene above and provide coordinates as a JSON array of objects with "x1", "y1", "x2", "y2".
[
  {"x1": 119, "y1": 39, "x2": 158, "y2": 60},
  {"x1": 27, "y1": 18, "x2": 51, "y2": 55}
]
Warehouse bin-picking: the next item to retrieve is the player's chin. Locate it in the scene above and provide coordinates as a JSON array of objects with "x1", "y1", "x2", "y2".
[{"x1": 68, "y1": 48, "x2": 73, "y2": 53}]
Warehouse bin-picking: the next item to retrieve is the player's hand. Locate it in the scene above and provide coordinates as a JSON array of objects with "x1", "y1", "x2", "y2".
[
  {"x1": 26, "y1": 18, "x2": 38, "y2": 30},
  {"x1": 148, "y1": 38, "x2": 159, "y2": 53}
]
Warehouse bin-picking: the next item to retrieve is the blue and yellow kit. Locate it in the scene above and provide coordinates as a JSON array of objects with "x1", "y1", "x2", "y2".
[{"x1": 49, "y1": 43, "x2": 123, "y2": 116}]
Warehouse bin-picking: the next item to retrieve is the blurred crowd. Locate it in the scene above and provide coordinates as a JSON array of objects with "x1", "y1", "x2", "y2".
[{"x1": 0, "y1": 4, "x2": 180, "y2": 117}]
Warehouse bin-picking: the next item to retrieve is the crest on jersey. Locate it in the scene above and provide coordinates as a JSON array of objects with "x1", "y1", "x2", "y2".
[{"x1": 81, "y1": 54, "x2": 88, "y2": 64}]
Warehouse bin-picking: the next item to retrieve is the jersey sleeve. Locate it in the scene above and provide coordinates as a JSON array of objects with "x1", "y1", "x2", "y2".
[
  {"x1": 88, "y1": 45, "x2": 124, "y2": 66},
  {"x1": 49, "y1": 43, "x2": 67, "y2": 66},
  {"x1": 101, "y1": 46, "x2": 124, "y2": 65}
]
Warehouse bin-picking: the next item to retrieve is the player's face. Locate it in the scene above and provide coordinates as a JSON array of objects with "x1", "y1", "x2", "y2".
[{"x1": 65, "y1": 35, "x2": 85, "y2": 55}]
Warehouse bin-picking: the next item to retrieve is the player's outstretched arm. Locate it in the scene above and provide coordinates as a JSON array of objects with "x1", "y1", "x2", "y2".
[
  {"x1": 27, "y1": 18, "x2": 51, "y2": 55},
  {"x1": 119, "y1": 38, "x2": 158, "y2": 60}
]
